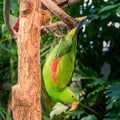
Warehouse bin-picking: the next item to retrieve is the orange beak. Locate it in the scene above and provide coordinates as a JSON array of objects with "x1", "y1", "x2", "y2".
[{"x1": 70, "y1": 102, "x2": 78, "y2": 110}]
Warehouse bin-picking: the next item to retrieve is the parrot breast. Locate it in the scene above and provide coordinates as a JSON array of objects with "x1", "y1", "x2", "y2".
[{"x1": 51, "y1": 57, "x2": 61, "y2": 85}]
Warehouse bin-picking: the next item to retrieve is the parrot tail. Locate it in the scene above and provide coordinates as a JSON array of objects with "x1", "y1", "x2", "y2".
[{"x1": 76, "y1": 17, "x2": 87, "y2": 33}]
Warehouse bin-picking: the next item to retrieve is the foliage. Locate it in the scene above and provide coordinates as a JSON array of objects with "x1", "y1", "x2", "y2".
[
  {"x1": 50, "y1": 103, "x2": 68, "y2": 119},
  {"x1": 43, "y1": 0, "x2": 120, "y2": 119},
  {"x1": 0, "y1": 0, "x2": 18, "y2": 119},
  {"x1": 104, "y1": 81, "x2": 120, "y2": 120},
  {"x1": 0, "y1": 0, "x2": 3, "y2": 26},
  {"x1": 0, "y1": 106, "x2": 12, "y2": 120},
  {"x1": 0, "y1": 0, "x2": 120, "y2": 120}
]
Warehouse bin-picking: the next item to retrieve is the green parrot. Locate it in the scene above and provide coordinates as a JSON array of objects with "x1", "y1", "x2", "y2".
[{"x1": 43, "y1": 20, "x2": 85, "y2": 107}]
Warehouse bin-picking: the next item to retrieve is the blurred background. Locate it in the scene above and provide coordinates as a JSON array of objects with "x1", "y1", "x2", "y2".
[{"x1": 0, "y1": 0, "x2": 120, "y2": 120}]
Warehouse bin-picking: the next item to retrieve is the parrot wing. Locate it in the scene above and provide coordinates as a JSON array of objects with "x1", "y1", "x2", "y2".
[
  {"x1": 55, "y1": 52, "x2": 75, "y2": 90},
  {"x1": 50, "y1": 44, "x2": 75, "y2": 89}
]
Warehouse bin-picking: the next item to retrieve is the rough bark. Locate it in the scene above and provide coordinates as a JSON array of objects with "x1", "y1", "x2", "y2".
[
  {"x1": 58, "y1": 0, "x2": 83, "y2": 9},
  {"x1": 41, "y1": 0, "x2": 77, "y2": 28},
  {"x1": 11, "y1": 0, "x2": 41, "y2": 120},
  {"x1": 41, "y1": 0, "x2": 83, "y2": 34},
  {"x1": 43, "y1": 0, "x2": 83, "y2": 9},
  {"x1": 41, "y1": 21, "x2": 69, "y2": 34}
]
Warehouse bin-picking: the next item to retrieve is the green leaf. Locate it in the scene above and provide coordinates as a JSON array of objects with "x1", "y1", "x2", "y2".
[
  {"x1": 105, "y1": 82, "x2": 120, "y2": 102},
  {"x1": 0, "y1": 107, "x2": 13, "y2": 120},
  {"x1": 100, "y1": 13, "x2": 111, "y2": 19},
  {"x1": 65, "y1": 109, "x2": 85, "y2": 119},
  {"x1": 106, "y1": 101, "x2": 114, "y2": 110},
  {"x1": 10, "y1": 0, "x2": 19, "y2": 13},
  {"x1": 0, "y1": 111, "x2": 6, "y2": 120},
  {"x1": 50, "y1": 103, "x2": 68, "y2": 119},
  {"x1": 116, "y1": 7, "x2": 120, "y2": 15},
  {"x1": 42, "y1": 115, "x2": 50, "y2": 120},
  {"x1": 0, "y1": 43, "x2": 14, "y2": 54},
  {"x1": 81, "y1": 115, "x2": 98, "y2": 120},
  {"x1": 99, "y1": 3, "x2": 120, "y2": 14},
  {"x1": 87, "y1": 78, "x2": 106, "y2": 88},
  {"x1": 72, "y1": 72, "x2": 91, "y2": 81}
]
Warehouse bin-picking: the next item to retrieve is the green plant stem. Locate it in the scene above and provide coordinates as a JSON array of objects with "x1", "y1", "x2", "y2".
[{"x1": 79, "y1": 102, "x2": 102, "y2": 119}]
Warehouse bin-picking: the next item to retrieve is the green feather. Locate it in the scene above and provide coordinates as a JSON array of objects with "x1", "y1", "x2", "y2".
[{"x1": 43, "y1": 21, "x2": 84, "y2": 104}]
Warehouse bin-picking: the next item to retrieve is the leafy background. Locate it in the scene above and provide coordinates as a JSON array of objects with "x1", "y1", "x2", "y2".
[{"x1": 0, "y1": 0, "x2": 120, "y2": 120}]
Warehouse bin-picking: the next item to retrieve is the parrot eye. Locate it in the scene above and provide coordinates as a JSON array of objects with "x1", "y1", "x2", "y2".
[{"x1": 72, "y1": 95, "x2": 74, "y2": 98}]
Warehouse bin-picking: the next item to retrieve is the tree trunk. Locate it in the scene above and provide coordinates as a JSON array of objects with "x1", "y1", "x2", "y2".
[{"x1": 11, "y1": 0, "x2": 41, "y2": 119}]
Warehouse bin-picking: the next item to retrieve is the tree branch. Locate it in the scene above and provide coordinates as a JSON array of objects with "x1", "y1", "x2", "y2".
[
  {"x1": 41, "y1": 21, "x2": 69, "y2": 34},
  {"x1": 54, "y1": 0, "x2": 83, "y2": 9},
  {"x1": 42, "y1": 0, "x2": 83, "y2": 9},
  {"x1": 41, "y1": 0, "x2": 77, "y2": 28},
  {"x1": 41, "y1": 16, "x2": 87, "y2": 35},
  {"x1": 3, "y1": 0, "x2": 17, "y2": 39}
]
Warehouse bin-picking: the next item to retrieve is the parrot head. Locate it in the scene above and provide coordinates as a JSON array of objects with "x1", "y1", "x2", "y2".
[
  {"x1": 57, "y1": 87, "x2": 78, "y2": 109},
  {"x1": 61, "y1": 88, "x2": 77, "y2": 103}
]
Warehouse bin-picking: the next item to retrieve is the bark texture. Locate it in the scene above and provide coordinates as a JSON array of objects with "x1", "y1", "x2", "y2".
[
  {"x1": 41, "y1": 21, "x2": 69, "y2": 34},
  {"x1": 43, "y1": 0, "x2": 82, "y2": 9},
  {"x1": 41, "y1": 0, "x2": 83, "y2": 34},
  {"x1": 41, "y1": 0, "x2": 76, "y2": 28},
  {"x1": 12, "y1": 0, "x2": 41, "y2": 119}
]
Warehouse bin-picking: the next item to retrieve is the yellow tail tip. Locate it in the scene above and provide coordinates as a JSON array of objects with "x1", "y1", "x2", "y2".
[{"x1": 75, "y1": 16, "x2": 87, "y2": 21}]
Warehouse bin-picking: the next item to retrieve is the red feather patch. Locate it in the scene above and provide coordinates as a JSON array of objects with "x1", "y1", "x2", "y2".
[{"x1": 51, "y1": 57, "x2": 61, "y2": 85}]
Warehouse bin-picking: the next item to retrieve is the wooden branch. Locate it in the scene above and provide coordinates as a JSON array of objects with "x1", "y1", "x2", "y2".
[
  {"x1": 42, "y1": 0, "x2": 83, "y2": 9},
  {"x1": 41, "y1": 21, "x2": 69, "y2": 34},
  {"x1": 41, "y1": 0, "x2": 77, "y2": 28},
  {"x1": 41, "y1": 0, "x2": 83, "y2": 34},
  {"x1": 54, "y1": 0, "x2": 83, "y2": 9},
  {"x1": 55, "y1": 0, "x2": 68, "y2": 7},
  {"x1": 41, "y1": 16, "x2": 87, "y2": 35},
  {"x1": 3, "y1": 0, "x2": 17, "y2": 39}
]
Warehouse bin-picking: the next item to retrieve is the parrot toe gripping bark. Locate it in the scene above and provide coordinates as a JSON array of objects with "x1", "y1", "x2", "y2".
[{"x1": 43, "y1": 20, "x2": 85, "y2": 110}]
